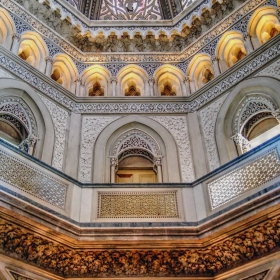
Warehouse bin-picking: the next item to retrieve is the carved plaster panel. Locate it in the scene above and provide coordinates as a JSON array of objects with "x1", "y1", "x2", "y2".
[
  {"x1": 79, "y1": 116, "x2": 120, "y2": 182},
  {"x1": 200, "y1": 94, "x2": 228, "y2": 171},
  {"x1": 39, "y1": 94, "x2": 69, "y2": 171},
  {"x1": 256, "y1": 58, "x2": 280, "y2": 80},
  {"x1": 149, "y1": 116, "x2": 195, "y2": 182}
]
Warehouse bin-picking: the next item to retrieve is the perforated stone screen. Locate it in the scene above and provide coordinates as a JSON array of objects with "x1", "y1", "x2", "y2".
[
  {"x1": 98, "y1": 191, "x2": 179, "y2": 218},
  {"x1": 208, "y1": 149, "x2": 280, "y2": 209}
]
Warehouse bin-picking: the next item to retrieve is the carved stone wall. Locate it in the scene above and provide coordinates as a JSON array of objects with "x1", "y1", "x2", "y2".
[
  {"x1": 0, "y1": 67, "x2": 15, "y2": 79},
  {"x1": 208, "y1": 149, "x2": 280, "y2": 209},
  {"x1": 0, "y1": 150, "x2": 68, "y2": 209},
  {"x1": 243, "y1": 270, "x2": 269, "y2": 280},
  {"x1": 98, "y1": 191, "x2": 179, "y2": 218},
  {"x1": 79, "y1": 116, "x2": 120, "y2": 182},
  {"x1": 256, "y1": 58, "x2": 280, "y2": 80},
  {"x1": 39, "y1": 94, "x2": 69, "y2": 171},
  {"x1": 200, "y1": 94, "x2": 228, "y2": 171},
  {"x1": 149, "y1": 116, "x2": 195, "y2": 182}
]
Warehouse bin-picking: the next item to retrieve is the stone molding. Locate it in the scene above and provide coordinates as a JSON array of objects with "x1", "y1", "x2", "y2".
[
  {"x1": 0, "y1": 212, "x2": 279, "y2": 277},
  {"x1": 256, "y1": 58, "x2": 280, "y2": 80}
]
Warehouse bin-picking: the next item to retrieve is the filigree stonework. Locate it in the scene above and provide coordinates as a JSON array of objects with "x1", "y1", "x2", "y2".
[
  {"x1": 0, "y1": 150, "x2": 67, "y2": 209},
  {"x1": 98, "y1": 191, "x2": 179, "y2": 218},
  {"x1": 200, "y1": 93, "x2": 228, "y2": 171},
  {"x1": 149, "y1": 116, "x2": 195, "y2": 182},
  {"x1": 208, "y1": 149, "x2": 280, "y2": 209},
  {"x1": 39, "y1": 94, "x2": 69, "y2": 171}
]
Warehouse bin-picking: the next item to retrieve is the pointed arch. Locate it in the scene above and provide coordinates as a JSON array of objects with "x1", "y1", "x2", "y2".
[
  {"x1": 0, "y1": 8, "x2": 16, "y2": 49},
  {"x1": 51, "y1": 53, "x2": 78, "y2": 93},
  {"x1": 18, "y1": 32, "x2": 49, "y2": 72}
]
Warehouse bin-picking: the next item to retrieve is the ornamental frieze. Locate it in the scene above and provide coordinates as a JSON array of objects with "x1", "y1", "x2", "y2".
[{"x1": 0, "y1": 215, "x2": 279, "y2": 277}]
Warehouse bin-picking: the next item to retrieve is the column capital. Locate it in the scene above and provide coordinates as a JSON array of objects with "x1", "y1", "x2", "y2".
[
  {"x1": 12, "y1": 33, "x2": 21, "y2": 40},
  {"x1": 45, "y1": 56, "x2": 54, "y2": 64},
  {"x1": 211, "y1": 55, "x2": 218, "y2": 62},
  {"x1": 243, "y1": 32, "x2": 251, "y2": 40},
  {"x1": 231, "y1": 133, "x2": 251, "y2": 153},
  {"x1": 148, "y1": 77, "x2": 154, "y2": 85},
  {"x1": 111, "y1": 76, "x2": 117, "y2": 83},
  {"x1": 183, "y1": 76, "x2": 190, "y2": 83},
  {"x1": 110, "y1": 157, "x2": 118, "y2": 167},
  {"x1": 75, "y1": 77, "x2": 83, "y2": 84}
]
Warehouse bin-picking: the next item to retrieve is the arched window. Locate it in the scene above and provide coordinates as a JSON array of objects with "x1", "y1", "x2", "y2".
[
  {"x1": 161, "y1": 83, "x2": 176, "y2": 96},
  {"x1": 89, "y1": 82, "x2": 104, "y2": 96}
]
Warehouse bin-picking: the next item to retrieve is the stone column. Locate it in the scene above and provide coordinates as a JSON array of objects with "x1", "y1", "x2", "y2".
[
  {"x1": 110, "y1": 157, "x2": 118, "y2": 183},
  {"x1": 211, "y1": 56, "x2": 221, "y2": 77},
  {"x1": 45, "y1": 56, "x2": 54, "y2": 77},
  {"x1": 231, "y1": 133, "x2": 251, "y2": 155},
  {"x1": 183, "y1": 76, "x2": 191, "y2": 96},
  {"x1": 75, "y1": 77, "x2": 83, "y2": 96},
  {"x1": 154, "y1": 157, "x2": 163, "y2": 183},
  {"x1": 272, "y1": 109, "x2": 280, "y2": 123},
  {"x1": 243, "y1": 33, "x2": 254, "y2": 54},
  {"x1": 111, "y1": 76, "x2": 117, "y2": 96},
  {"x1": 11, "y1": 34, "x2": 21, "y2": 54},
  {"x1": 148, "y1": 77, "x2": 155, "y2": 96}
]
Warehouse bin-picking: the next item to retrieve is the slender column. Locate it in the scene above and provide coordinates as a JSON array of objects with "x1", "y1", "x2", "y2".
[
  {"x1": 231, "y1": 133, "x2": 251, "y2": 155},
  {"x1": 111, "y1": 76, "x2": 117, "y2": 96},
  {"x1": 243, "y1": 33, "x2": 254, "y2": 54},
  {"x1": 110, "y1": 157, "x2": 118, "y2": 183},
  {"x1": 45, "y1": 56, "x2": 54, "y2": 77},
  {"x1": 148, "y1": 77, "x2": 155, "y2": 96},
  {"x1": 75, "y1": 77, "x2": 83, "y2": 96},
  {"x1": 154, "y1": 157, "x2": 163, "y2": 183},
  {"x1": 272, "y1": 109, "x2": 280, "y2": 123},
  {"x1": 183, "y1": 76, "x2": 191, "y2": 96},
  {"x1": 211, "y1": 56, "x2": 221, "y2": 77},
  {"x1": 11, "y1": 33, "x2": 21, "y2": 54}
]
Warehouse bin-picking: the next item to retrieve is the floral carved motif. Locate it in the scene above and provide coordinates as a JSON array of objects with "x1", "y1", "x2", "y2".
[
  {"x1": 39, "y1": 94, "x2": 69, "y2": 171},
  {"x1": 200, "y1": 93, "x2": 228, "y2": 171},
  {"x1": 0, "y1": 215, "x2": 280, "y2": 277},
  {"x1": 79, "y1": 116, "x2": 120, "y2": 182},
  {"x1": 149, "y1": 116, "x2": 195, "y2": 182}
]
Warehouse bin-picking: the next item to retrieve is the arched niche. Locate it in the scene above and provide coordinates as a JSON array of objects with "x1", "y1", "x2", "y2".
[
  {"x1": 216, "y1": 31, "x2": 247, "y2": 72},
  {"x1": 248, "y1": 6, "x2": 280, "y2": 48},
  {"x1": 187, "y1": 53, "x2": 214, "y2": 93},
  {"x1": 0, "y1": 78, "x2": 55, "y2": 165},
  {"x1": 18, "y1": 32, "x2": 49, "y2": 72},
  {"x1": 92, "y1": 116, "x2": 181, "y2": 183},
  {"x1": 215, "y1": 77, "x2": 280, "y2": 165},
  {"x1": 80, "y1": 65, "x2": 111, "y2": 97},
  {"x1": 51, "y1": 53, "x2": 78, "y2": 94},
  {"x1": 0, "y1": 8, "x2": 16, "y2": 49},
  {"x1": 116, "y1": 65, "x2": 149, "y2": 97},
  {"x1": 154, "y1": 65, "x2": 184, "y2": 96}
]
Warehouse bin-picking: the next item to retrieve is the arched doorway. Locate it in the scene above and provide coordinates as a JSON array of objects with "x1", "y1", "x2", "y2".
[{"x1": 110, "y1": 129, "x2": 163, "y2": 183}]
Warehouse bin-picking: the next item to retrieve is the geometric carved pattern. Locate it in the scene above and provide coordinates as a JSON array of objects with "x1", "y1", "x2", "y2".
[
  {"x1": 150, "y1": 116, "x2": 195, "y2": 182},
  {"x1": 0, "y1": 150, "x2": 68, "y2": 209},
  {"x1": 39, "y1": 94, "x2": 69, "y2": 171},
  {"x1": 242, "y1": 270, "x2": 269, "y2": 280},
  {"x1": 200, "y1": 93, "x2": 228, "y2": 171},
  {"x1": 208, "y1": 149, "x2": 280, "y2": 209},
  {"x1": 79, "y1": 116, "x2": 120, "y2": 182},
  {"x1": 99, "y1": 0, "x2": 162, "y2": 20},
  {"x1": 0, "y1": 215, "x2": 280, "y2": 277},
  {"x1": 256, "y1": 58, "x2": 280, "y2": 80},
  {"x1": 98, "y1": 191, "x2": 179, "y2": 218}
]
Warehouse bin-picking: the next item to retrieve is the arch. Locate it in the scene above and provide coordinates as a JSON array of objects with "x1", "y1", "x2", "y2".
[
  {"x1": 187, "y1": 53, "x2": 214, "y2": 93},
  {"x1": 18, "y1": 32, "x2": 49, "y2": 72},
  {"x1": 116, "y1": 65, "x2": 149, "y2": 97},
  {"x1": 215, "y1": 77, "x2": 280, "y2": 165},
  {"x1": 154, "y1": 65, "x2": 185, "y2": 96},
  {"x1": 81, "y1": 65, "x2": 111, "y2": 97},
  {"x1": 216, "y1": 31, "x2": 247, "y2": 72},
  {"x1": 0, "y1": 8, "x2": 16, "y2": 49},
  {"x1": 0, "y1": 78, "x2": 55, "y2": 165},
  {"x1": 51, "y1": 53, "x2": 78, "y2": 94},
  {"x1": 248, "y1": 6, "x2": 280, "y2": 48},
  {"x1": 92, "y1": 116, "x2": 181, "y2": 183}
]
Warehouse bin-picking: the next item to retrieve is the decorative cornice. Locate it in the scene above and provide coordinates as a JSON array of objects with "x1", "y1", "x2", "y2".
[{"x1": 0, "y1": 210, "x2": 279, "y2": 277}]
